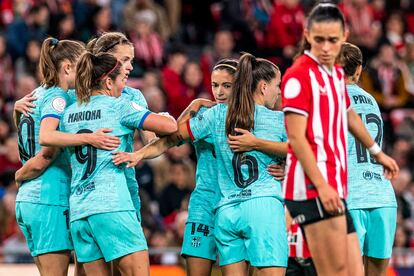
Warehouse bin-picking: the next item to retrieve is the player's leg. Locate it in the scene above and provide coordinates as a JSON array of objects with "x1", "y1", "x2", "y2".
[
  {"x1": 17, "y1": 203, "x2": 73, "y2": 275},
  {"x1": 112, "y1": 250, "x2": 150, "y2": 276},
  {"x1": 186, "y1": 256, "x2": 214, "y2": 276},
  {"x1": 70, "y1": 218, "x2": 107, "y2": 276},
  {"x1": 346, "y1": 209, "x2": 364, "y2": 276},
  {"x1": 182, "y1": 221, "x2": 216, "y2": 276},
  {"x1": 90, "y1": 211, "x2": 149, "y2": 276},
  {"x1": 83, "y1": 259, "x2": 111, "y2": 276},
  {"x1": 215, "y1": 203, "x2": 249, "y2": 275},
  {"x1": 243, "y1": 198, "x2": 288, "y2": 276},
  {"x1": 222, "y1": 260, "x2": 249, "y2": 276},
  {"x1": 347, "y1": 232, "x2": 364, "y2": 276},
  {"x1": 363, "y1": 207, "x2": 397, "y2": 276},
  {"x1": 303, "y1": 216, "x2": 348, "y2": 276},
  {"x1": 34, "y1": 251, "x2": 71, "y2": 276}
]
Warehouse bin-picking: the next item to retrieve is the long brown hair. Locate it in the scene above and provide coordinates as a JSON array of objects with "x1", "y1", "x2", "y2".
[
  {"x1": 75, "y1": 52, "x2": 121, "y2": 104},
  {"x1": 225, "y1": 52, "x2": 279, "y2": 136},
  {"x1": 39, "y1": 37, "x2": 84, "y2": 88},
  {"x1": 86, "y1": 32, "x2": 132, "y2": 54}
]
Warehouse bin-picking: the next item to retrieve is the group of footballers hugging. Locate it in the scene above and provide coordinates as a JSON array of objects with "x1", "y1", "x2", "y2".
[{"x1": 13, "y1": 3, "x2": 400, "y2": 276}]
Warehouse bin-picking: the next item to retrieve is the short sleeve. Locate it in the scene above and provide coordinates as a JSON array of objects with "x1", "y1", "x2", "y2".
[
  {"x1": 40, "y1": 88, "x2": 68, "y2": 121},
  {"x1": 118, "y1": 99, "x2": 151, "y2": 130},
  {"x1": 282, "y1": 72, "x2": 311, "y2": 117},
  {"x1": 122, "y1": 86, "x2": 149, "y2": 109},
  {"x1": 188, "y1": 107, "x2": 215, "y2": 143}
]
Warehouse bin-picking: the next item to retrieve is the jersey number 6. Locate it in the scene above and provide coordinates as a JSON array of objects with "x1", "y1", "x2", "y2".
[{"x1": 232, "y1": 153, "x2": 259, "y2": 188}]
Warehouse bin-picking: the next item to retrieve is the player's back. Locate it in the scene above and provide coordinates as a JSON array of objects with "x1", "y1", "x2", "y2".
[
  {"x1": 61, "y1": 95, "x2": 139, "y2": 221},
  {"x1": 189, "y1": 104, "x2": 286, "y2": 210},
  {"x1": 16, "y1": 86, "x2": 71, "y2": 206},
  {"x1": 346, "y1": 84, "x2": 396, "y2": 209}
]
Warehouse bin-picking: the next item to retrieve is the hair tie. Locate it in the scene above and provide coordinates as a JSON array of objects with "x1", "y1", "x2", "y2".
[
  {"x1": 96, "y1": 60, "x2": 119, "y2": 82},
  {"x1": 51, "y1": 38, "x2": 59, "y2": 47}
]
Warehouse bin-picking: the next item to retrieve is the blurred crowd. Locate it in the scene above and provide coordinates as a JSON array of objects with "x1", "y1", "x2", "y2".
[{"x1": 0, "y1": 0, "x2": 414, "y2": 267}]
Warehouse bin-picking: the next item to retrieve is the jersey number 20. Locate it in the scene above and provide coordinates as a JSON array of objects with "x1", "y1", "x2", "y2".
[{"x1": 75, "y1": 129, "x2": 97, "y2": 180}]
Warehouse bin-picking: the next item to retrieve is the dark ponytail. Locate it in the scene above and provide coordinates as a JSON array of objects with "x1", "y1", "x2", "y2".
[
  {"x1": 75, "y1": 52, "x2": 121, "y2": 104},
  {"x1": 225, "y1": 53, "x2": 279, "y2": 136},
  {"x1": 39, "y1": 37, "x2": 84, "y2": 88},
  {"x1": 295, "y1": 3, "x2": 345, "y2": 59}
]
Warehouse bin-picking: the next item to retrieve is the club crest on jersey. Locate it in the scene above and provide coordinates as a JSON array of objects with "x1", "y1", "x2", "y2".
[
  {"x1": 191, "y1": 237, "x2": 201, "y2": 247},
  {"x1": 52, "y1": 97, "x2": 66, "y2": 112}
]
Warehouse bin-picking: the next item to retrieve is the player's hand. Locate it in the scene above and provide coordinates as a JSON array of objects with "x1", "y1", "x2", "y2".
[
  {"x1": 89, "y1": 128, "x2": 120, "y2": 150},
  {"x1": 228, "y1": 128, "x2": 257, "y2": 152},
  {"x1": 112, "y1": 151, "x2": 144, "y2": 168},
  {"x1": 317, "y1": 184, "x2": 344, "y2": 215},
  {"x1": 195, "y1": 98, "x2": 216, "y2": 108},
  {"x1": 267, "y1": 164, "x2": 285, "y2": 181},
  {"x1": 374, "y1": 151, "x2": 399, "y2": 180},
  {"x1": 15, "y1": 91, "x2": 37, "y2": 116}
]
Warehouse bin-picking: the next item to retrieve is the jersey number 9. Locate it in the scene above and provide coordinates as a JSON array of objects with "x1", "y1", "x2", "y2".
[{"x1": 75, "y1": 129, "x2": 97, "y2": 180}]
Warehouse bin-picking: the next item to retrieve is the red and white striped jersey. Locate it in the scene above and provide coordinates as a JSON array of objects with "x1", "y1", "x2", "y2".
[
  {"x1": 288, "y1": 223, "x2": 311, "y2": 258},
  {"x1": 282, "y1": 51, "x2": 351, "y2": 201}
]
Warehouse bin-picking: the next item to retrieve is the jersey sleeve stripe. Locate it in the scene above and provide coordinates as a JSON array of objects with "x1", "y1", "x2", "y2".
[
  {"x1": 41, "y1": 114, "x2": 61, "y2": 121},
  {"x1": 138, "y1": 111, "x2": 151, "y2": 129},
  {"x1": 282, "y1": 107, "x2": 309, "y2": 117},
  {"x1": 186, "y1": 120, "x2": 195, "y2": 141}
]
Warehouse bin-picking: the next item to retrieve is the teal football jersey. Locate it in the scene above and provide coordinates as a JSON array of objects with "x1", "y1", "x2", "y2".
[
  {"x1": 188, "y1": 107, "x2": 217, "y2": 226},
  {"x1": 66, "y1": 86, "x2": 149, "y2": 213},
  {"x1": 346, "y1": 84, "x2": 397, "y2": 209},
  {"x1": 61, "y1": 95, "x2": 151, "y2": 221},
  {"x1": 16, "y1": 86, "x2": 71, "y2": 206},
  {"x1": 120, "y1": 87, "x2": 149, "y2": 211},
  {"x1": 188, "y1": 104, "x2": 287, "y2": 210}
]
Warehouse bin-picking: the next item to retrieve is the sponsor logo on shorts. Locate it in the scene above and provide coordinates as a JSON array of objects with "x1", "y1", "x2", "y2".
[
  {"x1": 293, "y1": 214, "x2": 306, "y2": 224},
  {"x1": 75, "y1": 182, "x2": 95, "y2": 195},
  {"x1": 191, "y1": 237, "x2": 201, "y2": 248}
]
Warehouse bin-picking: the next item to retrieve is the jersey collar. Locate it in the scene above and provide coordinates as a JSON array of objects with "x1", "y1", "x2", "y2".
[{"x1": 304, "y1": 50, "x2": 333, "y2": 76}]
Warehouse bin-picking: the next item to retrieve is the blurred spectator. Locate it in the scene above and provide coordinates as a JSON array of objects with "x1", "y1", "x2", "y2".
[
  {"x1": 128, "y1": 9, "x2": 164, "y2": 75},
  {"x1": 0, "y1": 136, "x2": 21, "y2": 174},
  {"x1": 158, "y1": 160, "x2": 192, "y2": 219},
  {"x1": 143, "y1": 86, "x2": 167, "y2": 113},
  {"x1": 15, "y1": 39, "x2": 41, "y2": 81},
  {"x1": 382, "y1": 11, "x2": 408, "y2": 59},
  {"x1": 14, "y1": 76, "x2": 37, "y2": 101},
  {"x1": 80, "y1": 5, "x2": 113, "y2": 42},
  {"x1": 360, "y1": 43, "x2": 410, "y2": 111},
  {"x1": 266, "y1": 0, "x2": 305, "y2": 69},
  {"x1": 393, "y1": 169, "x2": 412, "y2": 222},
  {"x1": 341, "y1": 0, "x2": 382, "y2": 58},
  {"x1": 136, "y1": 160, "x2": 156, "y2": 200},
  {"x1": 199, "y1": 30, "x2": 237, "y2": 94},
  {"x1": 5, "y1": 3, "x2": 49, "y2": 61},
  {"x1": 395, "y1": 224, "x2": 411, "y2": 248},
  {"x1": 163, "y1": 0, "x2": 181, "y2": 37},
  {"x1": 161, "y1": 46, "x2": 188, "y2": 118},
  {"x1": 124, "y1": 0, "x2": 171, "y2": 41},
  {"x1": 49, "y1": 13, "x2": 78, "y2": 40},
  {"x1": 0, "y1": 171, "x2": 18, "y2": 243},
  {"x1": 181, "y1": 61, "x2": 207, "y2": 101},
  {"x1": 0, "y1": 33, "x2": 14, "y2": 98}
]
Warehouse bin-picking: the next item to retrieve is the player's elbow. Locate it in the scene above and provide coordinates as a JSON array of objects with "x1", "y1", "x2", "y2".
[
  {"x1": 161, "y1": 120, "x2": 178, "y2": 135},
  {"x1": 39, "y1": 132, "x2": 52, "y2": 146}
]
